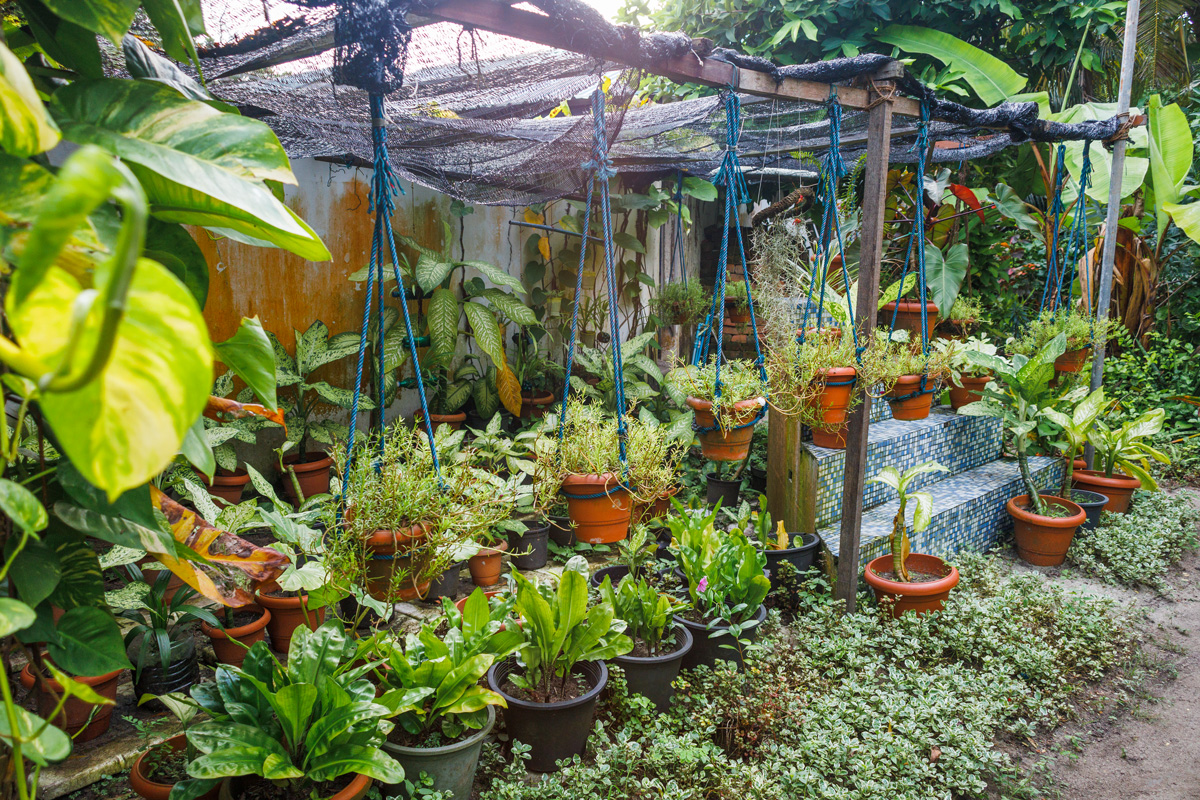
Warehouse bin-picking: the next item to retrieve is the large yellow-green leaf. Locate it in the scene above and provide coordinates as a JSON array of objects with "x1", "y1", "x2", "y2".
[
  {"x1": 41, "y1": 0, "x2": 139, "y2": 45},
  {"x1": 0, "y1": 41, "x2": 59, "y2": 156},
  {"x1": 7, "y1": 259, "x2": 213, "y2": 499},
  {"x1": 874, "y1": 25, "x2": 1025, "y2": 105},
  {"x1": 1147, "y1": 96, "x2": 1192, "y2": 238},
  {"x1": 51, "y1": 80, "x2": 330, "y2": 261},
  {"x1": 1163, "y1": 201, "x2": 1200, "y2": 244}
]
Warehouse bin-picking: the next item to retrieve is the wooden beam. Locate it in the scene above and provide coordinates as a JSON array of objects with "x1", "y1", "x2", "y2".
[
  {"x1": 425, "y1": 0, "x2": 924, "y2": 117},
  {"x1": 834, "y1": 63, "x2": 901, "y2": 612}
]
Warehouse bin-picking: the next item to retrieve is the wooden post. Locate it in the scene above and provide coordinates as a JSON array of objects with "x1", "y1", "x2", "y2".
[{"x1": 834, "y1": 65, "x2": 901, "y2": 612}]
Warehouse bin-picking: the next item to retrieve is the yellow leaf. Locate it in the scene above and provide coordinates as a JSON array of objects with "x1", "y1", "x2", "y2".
[
  {"x1": 538, "y1": 235, "x2": 551, "y2": 261},
  {"x1": 497, "y1": 362, "x2": 522, "y2": 418},
  {"x1": 524, "y1": 208, "x2": 544, "y2": 225}
]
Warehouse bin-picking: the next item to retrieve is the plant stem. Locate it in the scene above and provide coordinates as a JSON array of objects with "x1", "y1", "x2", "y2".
[{"x1": 1016, "y1": 435, "x2": 1046, "y2": 515}]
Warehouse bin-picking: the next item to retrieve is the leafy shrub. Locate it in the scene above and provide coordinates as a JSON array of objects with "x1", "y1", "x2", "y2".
[{"x1": 1103, "y1": 328, "x2": 1200, "y2": 435}]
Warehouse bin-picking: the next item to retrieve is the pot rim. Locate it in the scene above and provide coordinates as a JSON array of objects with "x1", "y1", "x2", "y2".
[
  {"x1": 200, "y1": 605, "x2": 272, "y2": 640},
  {"x1": 132, "y1": 733, "x2": 188, "y2": 791},
  {"x1": 561, "y1": 472, "x2": 626, "y2": 492},
  {"x1": 762, "y1": 532, "x2": 821, "y2": 556},
  {"x1": 382, "y1": 705, "x2": 496, "y2": 758},
  {"x1": 487, "y1": 658, "x2": 607, "y2": 712},
  {"x1": 417, "y1": 410, "x2": 467, "y2": 422},
  {"x1": 817, "y1": 366, "x2": 858, "y2": 378},
  {"x1": 863, "y1": 554, "x2": 960, "y2": 596},
  {"x1": 363, "y1": 523, "x2": 430, "y2": 553},
  {"x1": 613, "y1": 622, "x2": 694, "y2": 666},
  {"x1": 1068, "y1": 489, "x2": 1109, "y2": 506},
  {"x1": 673, "y1": 603, "x2": 767, "y2": 632},
  {"x1": 1005, "y1": 494, "x2": 1086, "y2": 528},
  {"x1": 472, "y1": 539, "x2": 510, "y2": 557},
  {"x1": 882, "y1": 300, "x2": 939, "y2": 312},
  {"x1": 219, "y1": 774, "x2": 370, "y2": 800},
  {"x1": 705, "y1": 472, "x2": 741, "y2": 486},
  {"x1": 1072, "y1": 469, "x2": 1141, "y2": 488},
  {"x1": 253, "y1": 590, "x2": 310, "y2": 610},
  {"x1": 520, "y1": 391, "x2": 555, "y2": 404},
  {"x1": 209, "y1": 470, "x2": 251, "y2": 486},
  {"x1": 685, "y1": 395, "x2": 766, "y2": 413},
  {"x1": 952, "y1": 373, "x2": 992, "y2": 386},
  {"x1": 20, "y1": 660, "x2": 122, "y2": 689}
]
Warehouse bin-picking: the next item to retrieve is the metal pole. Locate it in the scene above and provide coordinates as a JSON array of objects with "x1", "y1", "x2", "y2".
[{"x1": 1085, "y1": 0, "x2": 1141, "y2": 467}]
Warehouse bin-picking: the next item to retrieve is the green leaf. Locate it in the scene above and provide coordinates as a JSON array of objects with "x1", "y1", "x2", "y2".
[
  {"x1": 0, "y1": 705, "x2": 71, "y2": 766},
  {"x1": 682, "y1": 177, "x2": 718, "y2": 201},
  {"x1": 49, "y1": 606, "x2": 132, "y2": 675},
  {"x1": 874, "y1": 25, "x2": 1026, "y2": 105},
  {"x1": 122, "y1": 34, "x2": 219, "y2": 107},
  {"x1": 9, "y1": 539, "x2": 61, "y2": 607},
  {"x1": 1147, "y1": 96, "x2": 1192, "y2": 238},
  {"x1": 214, "y1": 317, "x2": 277, "y2": 409},
  {"x1": 910, "y1": 492, "x2": 935, "y2": 533},
  {"x1": 45, "y1": 529, "x2": 108, "y2": 612},
  {"x1": 51, "y1": 80, "x2": 330, "y2": 261},
  {"x1": 305, "y1": 380, "x2": 367, "y2": 410},
  {"x1": 180, "y1": 418, "x2": 215, "y2": 480},
  {"x1": 0, "y1": 41, "x2": 60, "y2": 156},
  {"x1": 612, "y1": 231, "x2": 646, "y2": 254},
  {"x1": 0, "y1": 477, "x2": 48, "y2": 533},
  {"x1": 18, "y1": 0, "x2": 103, "y2": 79},
  {"x1": 481, "y1": 288, "x2": 538, "y2": 326},
  {"x1": 1164, "y1": 201, "x2": 1200, "y2": 244},
  {"x1": 0, "y1": 598, "x2": 36, "y2": 637},
  {"x1": 41, "y1": 0, "x2": 139, "y2": 45},
  {"x1": 144, "y1": 218, "x2": 209, "y2": 309},
  {"x1": 463, "y1": 301, "x2": 506, "y2": 369},
  {"x1": 460, "y1": 260, "x2": 526, "y2": 294},
  {"x1": 924, "y1": 242, "x2": 968, "y2": 318},
  {"x1": 427, "y1": 288, "x2": 460, "y2": 362},
  {"x1": 415, "y1": 253, "x2": 455, "y2": 293},
  {"x1": 141, "y1": 0, "x2": 205, "y2": 69}
]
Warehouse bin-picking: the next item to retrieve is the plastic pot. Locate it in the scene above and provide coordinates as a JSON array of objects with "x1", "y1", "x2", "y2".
[
  {"x1": 548, "y1": 515, "x2": 575, "y2": 547},
  {"x1": 218, "y1": 774, "x2": 371, "y2": 800},
  {"x1": 255, "y1": 591, "x2": 326, "y2": 653},
  {"x1": 863, "y1": 554, "x2": 960, "y2": 617},
  {"x1": 131, "y1": 734, "x2": 219, "y2": 800},
  {"x1": 589, "y1": 563, "x2": 629, "y2": 590},
  {"x1": 632, "y1": 486, "x2": 679, "y2": 525},
  {"x1": 364, "y1": 525, "x2": 430, "y2": 602},
  {"x1": 205, "y1": 469, "x2": 250, "y2": 505},
  {"x1": 1070, "y1": 469, "x2": 1140, "y2": 513},
  {"x1": 520, "y1": 391, "x2": 556, "y2": 419},
  {"x1": 133, "y1": 636, "x2": 199, "y2": 702},
  {"x1": 614, "y1": 623, "x2": 694, "y2": 711},
  {"x1": 948, "y1": 374, "x2": 990, "y2": 410},
  {"x1": 510, "y1": 522, "x2": 550, "y2": 570},
  {"x1": 880, "y1": 300, "x2": 939, "y2": 338},
  {"x1": 1006, "y1": 494, "x2": 1086, "y2": 566},
  {"x1": 749, "y1": 467, "x2": 767, "y2": 494},
  {"x1": 20, "y1": 662, "x2": 122, "y2": 742},
  {"x1": 809, "y1": 367, "x2": 857, "y2": 449},
  {"x1": 202, "y1": 606, "x2": 270, "y2": 668},
  {"x1": 381, "y1": 707, "x2": 496, "y2": 799},
  {"x1": 281, "y1": 451, "x2": 334, "y2": 504},
  {"x1": 676, "y1": 605, "x2": 767, "y2": 671},
  {"x1": 1070, "y1": 489, "x2": 1109, "y2": 531},
  {"x1": 561, "y1": 473, "x2": 631, "y2": 544},
  {"x1": 885, "y1": 374, "x2": 935, "y2": 421},
  {"x1": 686, "y1": 396, "x2": 764, "y2": 462},
  {"x1": 426, "y1": 562, "x2": 464, "y2": 601},
  {"x1": 468, "y1": 540, "x2": 509, "y2": 586},
  {"x1": 706, "y1": 472, "x2": 741, "y2": 509},
  {"x1": 762, "y1": 533, "x2": 820, "y2": 587},
  {"x1": 1054, "y1": 346, "x2": 1091, "y2": 374},
  {"x1": 415, "y1": 410, "x2": 467, "y2": 431},
  {"x1": 487, "y1": 658, "x2": 608, "y2": 773}
]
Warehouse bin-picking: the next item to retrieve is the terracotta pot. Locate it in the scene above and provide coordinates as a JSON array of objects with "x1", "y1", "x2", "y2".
[
  {"x1": 863, "y1": 554, "x2": 960, "y2": 617},
  {"x1": 282, "y1": 452, "x2": 334, "y2": 503},
  {"x1": 632, "y1": 486, "x2": 679, "y2": 525},
  {"x1": 219, "y1": 774, "x2": 371, "y2": 800},
  {"x1": 205, "y1": 469, "x2": 250, "y2": 505},
  {"x1": 686, "y1": 396, "x2": 764, "y2": 462},
  {"x1": 724, "y1": 299, "x2": 751, "y2": 324},
  {"x1": 561, "y1": 473, "x2": 632, "y2": 544},
  {"x1": 20, "y1": 662, "x2": 122, "y2": 742},
  {"x1": 201, "y1": 606, "x2": 271, "y2": 668},
  {"x1": 880, "y1": 300, "x2": 939, "y2": 338},
  {"x1": 1054, "y1": 346, "x2": 1091, "y2": 374},
  {"x1": 364, "y1": 525, "x2": 431, "y2": 601},
  {"x1": 468, "y1": 540, "x2": 509, "y2": 587},
  {"x1": 415, "y1": 410, "x2": 467, "y2": 431},
  {"x1": 254, "y1": 592, "x2": 326, "y2": 653},
  {"x1": 1070, "y1": 469, "x2": 1140, "y2": 513},
  {"x1": 519, "y1": 391, "x2": 555, "y2": 420},
  {"x1": 1006, "y1": 494, "x2": 1086, "y2": 566},
  {"x1": 809, "y1": 367, "x2": 856, "y2": 448},
  {"x1": 948, "y1": 374, "x2": 991, "y2": 410},
  {"x1": 131, "y1": 734, "x2": 219, "y2": 800},
  {"x1": 885, "y1": 374, "x2": 935, "y2": 420}
]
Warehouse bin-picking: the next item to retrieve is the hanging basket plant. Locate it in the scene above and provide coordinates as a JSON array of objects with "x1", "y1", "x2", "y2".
[
  {"x1": 1010, "y1": 310, "x2": 1110, "y2": 380},
  {"x1": 868, "y1": 339, "x2": 953, "y2": 422},
  {"x1": 763, "y1": 332, "x2": 865, "y2": 450},
  {"x1": 669, "y1": 360, "x2": 767, "y2": 462}
]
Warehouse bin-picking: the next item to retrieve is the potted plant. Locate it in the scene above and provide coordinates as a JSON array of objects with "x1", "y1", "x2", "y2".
[
  {"x1": 1043, "y1": 387, "x2": 1110, "y2": 528},
  {"x1": 624, "y1": 412, "x2": 688, "y2": 524},
  {"x1": 552, "y1": 402, "x2": 634, "y2": 544},
  {"x1": 1074, "y1": 407, "x2": 1168, "y2": 513},
  {"x1": 934, "y1": 334, "x2": 996, "y2": 410},
  {"x1": 200, "y1": 603, "x2": 271, "y2": 669},
  {"x1": 871, "y1": 338, "x2": 952, "y2": 421},
  {"x1": 881, "y1": 295, "x2": 938, "y2": 339},
  {"x1": 512, "y1": 328, "x2": 563, "y2": 419},
  {"x1": 944, "y1": 295, "x2": 983, "y2": 337},
  {"x1": 735, "y1": 500, "x2": 819, "y2": 588},
  {"x1": 961, "y1": 333, "x2": 1087, "y2": 565},
  {"x1": 19, "y1": 658, "x2": 124, "y2": 743},
  {"x1": 414, "y1": 365, "x2": 475, "y2": 430},
  {"x1": 764, "y1": 332, "x2": 862, "y2": 449},
  {"x1": 568, "y1": 331, "x2": 663, "y2": 415},
  {"x1": 668, "y1": 504, "x2": 770, "y2": 670},
  {"x1": 861, "y1": 461, "x2": 961, "y2": 616},
  {"x1": 671, "y1": 359, "x2": 768, "y2": 461},
  {"x1": 1010, "y1": 310, "x2": 1111, "y2": 377},
  {"x1": 723, "y1": 280, "x2": 751, "y2": 324},
  {"x1": 129, "y1": 693, "x2": 217, "y2": 800},
  {"x1": 251, "y1": 503, "x2": 334, "y2": 652},
  {"x1": 651, "y1": 281, "x2": 706, "y2": 327},
  {"x1": 599, "y1": 573, "x2": 692, "y2": 711},
  {"x1": 589, "y1": 525, "x2": 661, "y2": 589},
  {"x1": 201, "y1": 370, "x2": 283, "y2": 505},
  {"x1": 174, "y1": 622, "x2": 405, "y2": 800},
  {"x1": 485, "y1": 562, "x2": 632, "y2": 772}
]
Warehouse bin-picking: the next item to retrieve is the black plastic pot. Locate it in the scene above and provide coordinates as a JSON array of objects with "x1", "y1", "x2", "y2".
[
  {"x1": 613, "y1": 623, "x2": 693, "y2": 711},
  {"x1": 675, "y1": 605, "x2": 767, "y2": 671},
  {"x1": 1071, "y1": 489, "x2": 1109, "y2": 531},
  {"x1": 762, "y1": 533, "x2": 821, "y2": 588},
  {"x1": 749, "y1": 467, "x2": 767, "y2": 494},
  {"x1": 426, "y1": 562, "x2": 464, "y2": 601},
  {"x1": 510, "y1": 522, "x2": 550, "y2": 570},
  {"x1": 487, "y1": 658, "x2": 607, "y2": 772},
  {"x1": 548, "y1": 515, "x2": 575, "y2": 547},
  {"x1": 590, "y1": 563, "x2": 629, "y2": 590},
  {"x1": 706, "y1": 473, "x2": 740, "y2": 509},
  {"x1": 382, "y1": 706, "x2": 495, "y2": 799},
  {"x1": 338, "y1": 595, "x2": 394, "y2": 628},
  {"x1": 133, "y1": 636, "x2": 199, "y2": 703}
]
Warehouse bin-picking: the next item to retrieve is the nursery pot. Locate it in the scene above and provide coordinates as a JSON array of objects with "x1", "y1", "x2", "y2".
[
  {"x1": 1070, "y1": 489, "x2": 1109, "y2": 531},
  {"x1": 133, "y1": 636, "x2": 199, "y2": 702},
  {"x1": 762, "y1": 533, "x2": 821, "y2": 587},
  {"x1": 810, "y1": 366, "x2": 857, "y2": 449},
  {"x1": 614, "y1": 623, "x2": 694, "y2": 712},
  {"x1": 705, "y1": 472, "x2": 741, "y2": 509},
  {"x1": 20, "y1": 662, "x2": 121, "y2": 742},
  {"x1": 885, "y1": 374, "x2": 935, "y2": 421},
  {"x1": 510, "y1": 522, "x2": 550, "y2": 570},
  {"x1": 416, "y1": 409, "x2": 467, "y2": 431},
  {"x1": 589, "y1": 563, "x2": 629, "y2": 590},
  {"x1": 561, "y1": 473, "x2": 632, "y2": 544},
  {"x1": 381, "y1": 707, "x2": 496, "y2": 800},
  {"x1": 282, "y1": 451, "x2": 334, "y2": 503},
  {"x1": 864, "y1": 554, "x2": 960, "y2": 617},
  {"x1": 487, "y1": 658, "x2": 608, "y2": 773},
  {"x1": 1070, "y1": 469, "x2": 1140, "y2": 513},
  {"x1": 548, "y1": 514, "x2": 575, "y2": 547},
  {"x1": 749, "y1": 467, "x2": 767, "y2": 493},
  {"x1": 201, "y1": 606, "x2": 270, "y2": 668},
  {"x1": 468, "y1": 540, "x2": 509, "y2": 586},
  {"x1": 131, "y1": 734, "x2": 219, "y2": 800},
  {"x1": 426, "y1": 561, "x2": 464, "y2": 601},
  {"x1": 205, "y1": 469, "x2": 250, "y2": 505},
  {"x1": 520, "y1": 391, "x2": 556, "y2": 420},
  {"x1": 254, "y1": 591, "x2": 326, "y2": 653},
  {"x1": 676, "y1": 604, "x2": 767, "y2": 671},
  {"x1": 632, "y1": 486, "x2": 680, "y2": 525},
  {"x1": 364, "y1": 525, "x2": 430, "y2": 601},
  {"x1": 948, "y1": 374, "x2": 991, "y2": 410},
  {"x1": 1006, "y1": 494, "x2": 1086, "y2": 566},
  {"x1": 218, "y1": 775, "x2": 372, "y2": 800},
  {"x1": 1054, "y1": 346, "x2": 1091, "y2": 374},
  {"x1": 880, "y1": 300, "x2": 939, "y2": 337},
  {"x1": 686, "y1": 396, "x2": 763, "y2": 462}
]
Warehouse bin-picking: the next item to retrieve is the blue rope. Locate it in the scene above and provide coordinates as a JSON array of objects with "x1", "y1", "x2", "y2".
[
  {"x1": 1060, "y1": 142, "x2": 1094, "y2": 315},
  {"x1": 1039, "y1": 145, "x2": 1069, "y2": 316}
]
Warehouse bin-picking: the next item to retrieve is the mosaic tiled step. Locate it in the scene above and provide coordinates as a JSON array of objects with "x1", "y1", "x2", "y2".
[{"x1": 818, "y1": 456, "x2": 1064, "y2": 565}]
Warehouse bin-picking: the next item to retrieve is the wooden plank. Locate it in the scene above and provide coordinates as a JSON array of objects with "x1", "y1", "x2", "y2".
[
  {"x1": 426, "y1": 0, "x2": 925, "y2": 117},
  {"x1": 834, "y1": 66, "x2": 900, "y2": 612}
]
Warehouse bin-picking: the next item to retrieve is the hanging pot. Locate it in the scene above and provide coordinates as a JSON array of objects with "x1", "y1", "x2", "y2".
[
  {"x1": 509, "y1": 522, "x2": 550, "y2": 570},
  {"x1": 1006, "y1": 494, "x2": 1086, "y2": 566},
  {"x1": 363, "y1": 525, "x2": 430, "y2": 601},
  {"x1": 948, "y1": 374, "x2": 991, "y2": 410},
  {"x1": 705, "y1": 472, "x2": 741, "y2": 509},
  {"x1": 254, "y1": 591, "x2": 326, "y2": 653},
  {"x1": 1054, "y1": 346, "x2": 1091, "y2": 375},
  {"x1": 687, "y1": 396, "x2": 764, "y2": 462},
  {"x1": 201, "y1": 606, "x2": 271, "y2": 668},
  {"x1": 885, "y1": 375, "x2": 934, "y2": 421},
  {"x1": 520, "y1": 392, "x2": 556, "y2": 420},
  {"x1": 863, "y1": 554, "x2": 960, "y2": 617},
  {"x1": 131, "y1": 734, "x2": 220, "y2": 800},
  {"x1": 1070, "y1": 469, "x2": 1140, "y2": 513},
  {"x1": 724, "y1": 298, "x2": 751, "y2": 324},
  {"x1": 561, "y1": 473, "x2": 631, "y2": 544},
  {"x1": 613, "y1": 624, "x2": 694, "y2": 712},
  {"x1": 282, "y1": 451, "x2": 334, "y2": 504},
  {"x1": 880, "y1": 301, "x2": 939, "y2": 338},
  {"x1": 676, "y1": 605, "x2": 767, "y2": 671},
  {"x1": 468, "y1": 540, "x2": 509, "y2": 586},
  {"x1": 20, "y1": 661, "x2": 122, "y2": 743},
  {"x1": 205, "y1": 469, "x2": 251, "y2": 505},
  {"x1": 809, "y1": 367, "x2": 856, "y2": 448},
  {"x1": 381, "y1": 707, "x2": 496, "y2": 800}
]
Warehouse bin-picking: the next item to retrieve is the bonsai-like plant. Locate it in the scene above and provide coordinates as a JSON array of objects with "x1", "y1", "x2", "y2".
[
  {"x1": 866, "y1": 461, "x2": 948, "y2": 581},
  {"x1": 868, "y1": 337, "x2": 954, "y2": 388},
  {"x1": 946, "y1": 295, "x2": 984, "y2": 330},
  {"x1": 1043, "y1": 387, "x2": 1107, "y2": 498},
  {"x1": 1088, "y1": 408, "x2": 1169, "y2": 489},
  {"x1": 598, "y1": 574, "x2": 688, "y2": 657},
  {"x1": 651, "y1": 281, "x2": 706, "y2": 326}
]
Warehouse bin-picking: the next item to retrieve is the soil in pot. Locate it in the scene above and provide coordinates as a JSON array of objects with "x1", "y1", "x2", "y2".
[
  {"x1": 281, "y1": 451, "x2": 334, "y2": 504},
  {"x1": 131, "y1": 734, "x2": 219, "y2": 800},
  {"x1": 706, "y1": 472, "x2": 741, "y2": 509},
  {"x1": 255, "y1": 590, "x2": 326, "y2": 654},
  {"x1": 1006, "y1": 494, "x2": 1086, "y2": 566},
  {"x1": 218, "y1": 774, "x2": 369, "y2": 800},
  {"x1": 468, "y1": 540, "x2": 509, "y2": 586},
  {"x1": 561, "y1": 473, "x2": 632, "y2": 544},
  {"x1": 381, "y1": 707, "x2": 496, "y2": 800},
  {"x1": 687, "y1": 396, "x2": 763, "y2": 462},
  {"x1": 205, "y1": 468, "x2": 250, "y2": 505},
  {"x1": 589, "y1": 563, "x2": 629, "y2": 590},
  {"x1": 614, "y1": 624, "x2": 694, "y2": 712},
  {"x1": 863, "y1": 554, "x2": 960, "y2": 618},
  {"x1": 762, "y1": 533, "x2": 820, "y2": 588},
  {"x1": 1070, "y1": 489, "x2": 1109, "y2": 531},
  {"x1": 201, "y1": 606, "x2": 270, "y2": 668},
  {"x1": 1070, "y1": 469, "x2": 1140, "y2": 513},
  {"x1": 880, "y1": 301, "x2": 939, "y2": 337},
  {"x1": 886, "y1": 375, "x2": 935, "y2": 420},
  {"x1": 676, "y1": 605, "x2": 767, "y2": 671},
  {"x1": 19, "y1": 661, "x2": 122, "y2": 742},
  {"x1": 948, "y1": 374, "x2": 990, "y2": 410},
  {"x1": 510, "y1": 522, "x2": 550, "y2": 570}
]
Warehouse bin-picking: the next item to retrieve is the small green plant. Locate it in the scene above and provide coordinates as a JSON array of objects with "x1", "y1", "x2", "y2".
[
  {"x1": 1089, "y1": 408, "x2": 1169, "y2": 488},
  {"x1": 269, "y1": 322, "x2": 365, "y2": 458},
  {"x1": 651, "y1": 281, "x2": 707, "y2": 326},
  {"x1": 119, "y1": 565, "x2": 219, "y2": 681},
  {"x1": 724, "y1": 280, "x2": 750, "y2": 313},
  {"x1": 1044, "y1": 387, "x2": 1107, "y2": 498},
  {"x1": 1010, "y1": 310, "x2": 1110, "y2": 357},
  {"x1": 598, "y1": 574, "x2": 688, "y2": 657},
  {"x1": 866, "y1": 461, "x2": 948, "y2": 581},
  {"x1": 569, "y1": 330, "x2": 664, "y2": 414},
  {"x1": 933, "y1": 334, "x2": 997, "y2": 383},
  {"x1": 667, "y1": 359, "x2": 767, "y2": 430},
  {"x1": 668, "y1": 503, "x2": 770, "y2": 624},
  {"x1": 512, "y1": 328, "x2": 564, "y2": 395},
  {"x1": 947, "y1": 295, "x2": 984, "y2": 326}
]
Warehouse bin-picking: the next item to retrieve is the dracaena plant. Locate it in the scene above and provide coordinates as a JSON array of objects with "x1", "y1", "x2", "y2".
[
  {"x1": 668, "y1": 503, "x2": 770, "y2": 624},
  {"x1": 173, "y1": 622, "x2": 402, "y2": 800},
  {"x1": 867, "y1": 461, "x2": 948, "y2": 581},
  {"x1": 1043, "y1": 387, "x2": 1107, "y2": 498},
  {"x1": 598, "y1": 574, "x2": 688, "y2": 657},
  {"x1": 508, "y1": 568, "x2": 633, "y2": 702},
  {"x1": 569, "y1": 330, "x2": 665, "y2": 414},
  {"x1": 1089, "y1": 408, "x2": 1169, "y2": 489}
]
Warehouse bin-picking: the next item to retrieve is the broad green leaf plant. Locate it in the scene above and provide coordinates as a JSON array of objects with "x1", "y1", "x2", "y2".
[
  {"x1": 867, "y1": 461, "x2": 948, "y2": 581},
  {"x1": 1089, "y1": 408, "x2": 1169, "y2": 489},
  {"x1": 270, "y1": 322, "x2": 366, "y2": 460},
  {"x1": 1043, "y1": 386, "x2": 1108, "y2": 497}
]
